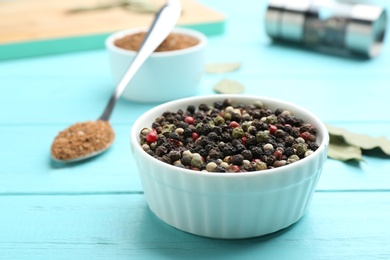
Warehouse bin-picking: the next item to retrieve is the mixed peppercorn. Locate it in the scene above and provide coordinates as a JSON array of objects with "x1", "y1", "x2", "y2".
[{"x1": 139, "y1": 99, "x2": 319, "y2": 173}]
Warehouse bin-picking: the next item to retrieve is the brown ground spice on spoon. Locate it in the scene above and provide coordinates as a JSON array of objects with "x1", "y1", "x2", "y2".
[{"x1": 51, "y1": 120, "x2": 115, "y2": 161}]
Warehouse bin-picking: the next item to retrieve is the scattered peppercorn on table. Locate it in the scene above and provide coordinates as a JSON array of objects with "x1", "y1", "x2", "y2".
[{"x1": 1, "y1": 0, "x2": 390, "y2": 259}]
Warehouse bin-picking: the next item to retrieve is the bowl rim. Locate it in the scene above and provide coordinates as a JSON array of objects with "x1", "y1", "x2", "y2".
[
  {"x1": 105, "y1": 27, "x2": 208, "y2": 57},
  {"x1": 130, "y1": 94, "x2": 329, "y2": 178}
]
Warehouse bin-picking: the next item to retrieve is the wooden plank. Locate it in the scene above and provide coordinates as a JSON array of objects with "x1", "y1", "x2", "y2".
[
  {"x1": 0, "y1": 125, "x2": 143, "y2": 194},
  {"x1": 0, "y1": 0, "x2": 225, "y2": 60},
  {"x1": 0, "y1": 192, "x2": 389, "y2": 259},
  {"x1": 0, "y1": 0, "x2": 224, "y2": 43},
  {"x1": 1, "y1": 69, "x2": 390, "y2": 124},
  {"x1": 0, "y1": 123, "x2": 389, "y2": 194}
]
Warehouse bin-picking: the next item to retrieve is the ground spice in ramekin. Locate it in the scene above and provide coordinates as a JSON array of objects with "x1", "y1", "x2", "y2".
[
  {"x1": 139, "y1": 99, "x2": 319, "y2": 172},
  {"x1": 51, "y1": 120, "x2": 115, "y2": 161},
  {"x1": 114, "y1": 32, "x2": 199, "y2": 52}
]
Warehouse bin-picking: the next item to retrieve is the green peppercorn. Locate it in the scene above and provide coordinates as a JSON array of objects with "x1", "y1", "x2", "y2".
[
  {"x1": 162, "y1": 124, "x2": 175, "y2": 137},
  {"x1": 256, "y1": 131, "x2": 269, "y2": 143},
  {"x1": 254, "y1": 160, "x2": 267, "y2": 171},
  {"x1": 191, "y1": 156, "x2": 203, "y2": 168},
  {"x1": 295, "y1": 143, "x2": 308, "y2": 157},
  {"x1": 287, "y1": 154, "x2": 300, "y2": 164},
  {"x1": 241, "y1": 121, "x2": 252, "y2": 132},
  {"x1": 232, "y1": 127, "x2": 244, "y2": 139},
  {"x1": 195, "y1": 123, "x2": 204, "y2": 133},
  {"x1": 207, "y1": 121, "x2": 215, "y2": 128},
  {"x1": 213, "y1": 115, "x2": 225, "y2": 126},
  {"x1": 266, "y1": 115, "x2": 278, "y2": 124},
  {"x1": 222, "y1": 112, "x2": 232, "y2": 121},
  {"x1": 150, "y1": 142, "x2": 158, "y2": 150}
]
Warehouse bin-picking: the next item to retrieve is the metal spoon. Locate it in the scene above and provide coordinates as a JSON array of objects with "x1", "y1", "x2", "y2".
[{"x1": 51, "y1": 0, "x2": 181, "y2": 163}]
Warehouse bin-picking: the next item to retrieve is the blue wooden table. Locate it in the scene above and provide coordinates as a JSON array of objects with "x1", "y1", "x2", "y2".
[{"x1": 1, "y1": 0, "x2": 390, "y2": 259}]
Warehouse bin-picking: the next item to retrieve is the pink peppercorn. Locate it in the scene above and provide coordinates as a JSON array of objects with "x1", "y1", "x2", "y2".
[
  {"x1": 269, "y1": 124, "x2": 277, "y2": 135},
  {"x1": 273, "y1": 150, "x2": 283, "y2": 160},
  {"x1": 184, "y1": 116, "x2": 195, "y2": 125},
  {"x1": 229, "y1": 121, "x2": 239, "y2": 128},
  {"x1": 229, "y1": 165, "x2": 240, "y2": 172},
  {"x1": 241, "y1": 136, "x2": 247, "y2": 146},
  {"x1": 192, "y1": 132, "x2": 199, "y2": 141},
  {"x1": 300, "y1": 131, "x2": 311, "y2": 140},
  {"x1": 145, "y1": 131, "x2": 158, "y2": 143}
]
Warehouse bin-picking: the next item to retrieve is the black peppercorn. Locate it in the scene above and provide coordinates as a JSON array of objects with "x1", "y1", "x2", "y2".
[
  {"x1": 199, "y1": 103, "x2": 210, "y2": 111},
  {"x1": 308, "y1": 141, "x2": 319, "y2": 151},
  {"x1": 284, "y1": 147, "x2": 295, "y2": 157},
  {"x1": 159, "y1": 155, "x2": 171, "y2": 164},
  {"x1": 214, "y1": 165, "x2": 227, "y2": 172},
  {"x1": 231, "y1": 154, "x2": 244, "y2": 166},
  {"x1": 169, "y1": 132, "x2": 180, "y2": 140},
  {"x1": 187, "y1": 105, "x2": 196, "y2": 114},
  {"x1": 241, "y1": 150, "x2": 253, "y2": 160},
  {"x1": 181, "y1": 155, "x2": 192, "y2": 166},
  {"x1": 251, "y1": 146, "x2": 264, "y2": 158},
  {"x1": 222, "y1": 143, "x2": 236, "y2": 156},
  {"x1": 235, "y1": 143, "x2": 246, "y2": 153},
  {"x1": 209, "y1": 148, "x2": 222, "y2": 159},
  {"x1": 155, "y1": 145, "x2": 168, "y2": 157},
  {"x1": 266, "y1": 155, "x2": 276, "y2": 166},
  {"x1": 168, "y1": 150, "x2": 181, "y2": 162}
]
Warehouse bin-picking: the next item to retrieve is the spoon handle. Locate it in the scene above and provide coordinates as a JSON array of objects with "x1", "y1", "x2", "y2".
[{"x1": 99, "y1": 0, "x2": 181, "y2": 121}]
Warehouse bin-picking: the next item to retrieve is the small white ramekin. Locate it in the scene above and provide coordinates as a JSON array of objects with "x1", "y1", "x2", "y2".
[
  {"x1": 105, "y1": 27, "x2": 207, "y2": 103},
  {"x1": 130, "y1": 94, "x2": 329, "y2": 239}
]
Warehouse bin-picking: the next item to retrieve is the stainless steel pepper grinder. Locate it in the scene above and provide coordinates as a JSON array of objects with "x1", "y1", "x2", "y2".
[{"x1": 265, "y1": 0, "x2": 387, "y2": 58}]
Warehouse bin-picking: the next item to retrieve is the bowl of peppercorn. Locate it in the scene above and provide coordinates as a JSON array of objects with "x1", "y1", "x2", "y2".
[
  {"x1": 130, "y1": 94, "x2": 329, "y2": 239},
  {"x1": 105, "y1": 27, "x2": 207, "y2": 103}
]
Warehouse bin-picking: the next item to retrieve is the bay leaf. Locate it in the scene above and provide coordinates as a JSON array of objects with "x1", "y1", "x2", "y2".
[
  {"x1": 213, "y1": 79, "x2": 244, "y2": 94},
  {"x1": 328, "y1": 142, "x2": 363, "y2": 161},
  {"x1": 125, "y1": 0, "x2": 159, "y2": 13},
  {"x1": 326, "y1": 124, "x2": 390, "y2": 155},
  {"x1": 205, "y1": 62, "x2": 241, "y2": 73}
]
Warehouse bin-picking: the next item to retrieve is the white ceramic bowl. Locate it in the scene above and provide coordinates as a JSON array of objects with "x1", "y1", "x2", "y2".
[
  {"x1": 130, "y1": 94, "x2": 329, "y2": 239},
  {"x1": 105, "y1": 27, "x2": 207, "y2": 103}
]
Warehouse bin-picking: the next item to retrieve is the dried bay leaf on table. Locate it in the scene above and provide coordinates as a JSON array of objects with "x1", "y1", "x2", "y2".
[
  {"x1": 124, "y1": 0, "x2": 159, "y2": 13},
  {"x1": 328, "y1": 135, "x2": 363, "y2": 161},
  {"x1": 205, "y1": 62, "x2": 242, "y2": 73},
  {"x1": 326, "y1": 124, "x2": 390, "y2": 155},
  {"x1": 213, "y1": 79, "x2": 245, "y2": 94}
]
